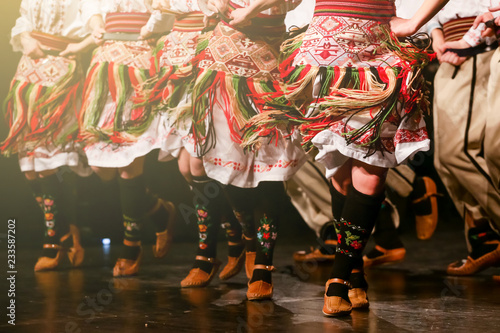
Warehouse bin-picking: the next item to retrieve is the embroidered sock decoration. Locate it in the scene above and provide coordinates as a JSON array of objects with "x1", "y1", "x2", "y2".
[
  {"x1": 251, "y1": 213, "x2": 278, "y2": 284},
  {"x1": 327, "y1": 186, "x2": 385, "y2": 301},
  {"x1": 122, "y1": 216, "x2": 142, "y2": 260},
  {"x1": 319, "y1": 185, "x2": 347, "y2": 254},
  {"x1": 191, "y1": 176, "x2": 223, "y2": 274},
  {"x1": 251, "y1": 182, "x2": 284, "y2": 284},
  {"x1": 39, "y1": 174, "x2": 70, "y2": 258}
]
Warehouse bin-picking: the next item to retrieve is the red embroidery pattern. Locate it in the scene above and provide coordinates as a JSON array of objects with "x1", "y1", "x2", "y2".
[
  {"x1": 158, "y1": 30, "x2": 200, "y2": 67},
  {"x1": 92, "y1": 40, "x2": 151, "y2": 69},
  {"x1": 198, "y1": 23, "x2": 282, "y2": 81},
  {"x1": 206, "y1": 156, "x2": 301, "y2": 173},
  {"x1": 14, "y1": 55, "x2": 74, "y2": 85},
  {"x1": 328, "y1": 121, "x2": 428, "y2": 152},
  {"x1": 294, "y1": 16, "x2": 401, "y2": 68}
]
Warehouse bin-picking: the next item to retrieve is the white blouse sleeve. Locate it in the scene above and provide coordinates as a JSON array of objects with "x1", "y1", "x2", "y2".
[
  {"x1": 144, "y1": 9, "x2": 175, "y2": 33},
  {"x1": 80, "y1": 0, "x2": 104, "y2": 34},
  {"x1": 11, "y1": 0, "x2": 33, "y2": 52},
  {"x1": 425, "y1": 14, "x2": 442, "y2": 36},
  {"x1": 168, "y1": 0, "x2": 200, "y2": 13}
]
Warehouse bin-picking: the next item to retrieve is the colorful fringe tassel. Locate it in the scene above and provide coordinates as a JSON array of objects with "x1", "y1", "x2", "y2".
[
  {"x1": 79, "y1": 60, "x2": 152, "y2": 144},
  {"x1": 191, "y1": 66, "x2": 283, "y2": 156},
  {"x1": 134, "y1": 28, "x2": 214, "y2": 129},
  {"x1": 1, "y1": 60, "x2": 81, "y2": 156},
  {"x1": 242, "y1": 26, "x2": 434, "y2": 154}
]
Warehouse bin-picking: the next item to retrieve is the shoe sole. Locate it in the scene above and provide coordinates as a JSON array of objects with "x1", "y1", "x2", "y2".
[
  {"x1": 322, "y1": 310, "x2": 352, "y2": 317},
  {"x1": 181, "y1": 262, "x2": 221, "y2": 288},
  {"x1": 351, "y1": 302, "x2": 370, "y2": 309},
  {"x1": 247, "y1": 294, "x2": 273, "y2": 301}
]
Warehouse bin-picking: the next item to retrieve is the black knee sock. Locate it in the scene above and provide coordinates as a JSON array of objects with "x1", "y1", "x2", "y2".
[
  {"x1": 191, "y1": 176, "x2": 224, "y2": 273},
  {"x1": 327, "y1": 187, "x2": 384, "y2": 299},
  {"x1": 350, "y1": 257, "x2": 368, "y2": 289},
  {"x1": 220, "y1": 198, "x2": 244, "y2": 258},
  {"x1": 318, "y1": 221, "x2": 337, "y2": 255},
  {"x1": 39, "y1": 174, "x2": 70, "y2": 258},
  {"x1": 149, "y1": 197, "x2": 171, "y2": 233},
  {"x1": 372, "y1": 200, "x2": 404, "y2": 250},
  {"x1": 350, "y1": 271, "x2": 368, "y2": 289},
  {"x1": 27, "y1": 178, "x2": 44, "y2": 211},
  {"x1": 236, "y1": 210, "x2": 256, "y2": 252},
  {"x1": 118, "y1": 175, "x2": 157, "y2": 260},
  {"x1": 225, "y1": 185, "x2": 256, "y2": 252},
  {"x1": 251, "y1": 182, "x2": 283, "y2": 284},
  {"x1": 318, "y1": 185, "x2": 347, "y2": 254},
  {"x1": 118, "y1": 175, "x2": 157, "y2": 219},
  {"x1": 330, "y1": 185, "x2": 347, "y2": 222}
]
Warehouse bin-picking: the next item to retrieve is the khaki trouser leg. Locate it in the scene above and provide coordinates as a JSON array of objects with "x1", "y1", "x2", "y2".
[
  {"x1": 485, "y1": 49, "x2": 500, "y2": 208},
  {"x1": 433, "y1": 52, "x2": 500, "y2": 242}
]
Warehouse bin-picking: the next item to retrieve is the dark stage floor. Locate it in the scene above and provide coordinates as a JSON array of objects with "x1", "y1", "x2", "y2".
[{"x1": 1, "y1": 227, "x2": 500, "y2": 333}]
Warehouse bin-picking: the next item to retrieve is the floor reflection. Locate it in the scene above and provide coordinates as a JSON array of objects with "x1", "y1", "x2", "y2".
[{"x1": 3, "y1": 228, "x2": 500, "y2": 332}]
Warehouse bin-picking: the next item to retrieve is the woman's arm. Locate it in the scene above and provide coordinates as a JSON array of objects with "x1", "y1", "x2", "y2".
[
  {"x1": 11, "y1": 0, "x2": 37, "y2": 53},
  {"x1": 59, "y1": 35, "x2": 96, "y2": 58},
  {"x1": 391, "y1": 0, "x2": 449, "y2": 37},
  {"x1": 19, "y1": 32, "x2": 45, "y2": 59},
  {"x1": 431, "y1": 28, "x2": 445, "y2": 60},
  {"x1": 88, "y1": 14, "x2": 106, "y2": 45}
]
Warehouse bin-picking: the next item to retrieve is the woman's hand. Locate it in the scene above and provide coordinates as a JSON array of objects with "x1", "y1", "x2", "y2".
[
  {"x1": 439, "y1": 50, "x2": 467, "y2": 66},
  {"x1": 60, "y1": 35, "x2": 98, "y2": 58},
  {"x1": 472, "y1": 9, "x2": 500, "y2": 38},
  {"x1": 229, "y1": 7, "x2": 252, "y2": 27},
  {"x1": 431, "y1": 29, "x2": 445, "y2": 61},
  {"x1": 439, "y1": 39, "x2": 469, "y2": 66},
  {"x1": 92, "y1": 27, "x2": 106, "y2": 46},
  {"x1": 207, "y1": 0, "x2": 229, "y2": 15},
  {"x1": 390, "y1": 17, "x2": 418, "y2": 37},
  {"x1": 59, "y1": 42, "x2": 84, "y2": 59},
  {"x1": 139, "y1": 25, "x2": 157, "y2": 46},
  {"x1": 21, "y1": 33, "x2": 45, "y2": 59}
]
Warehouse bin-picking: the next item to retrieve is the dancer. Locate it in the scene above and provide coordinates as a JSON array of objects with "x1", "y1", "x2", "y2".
[
  {"x1": 1, "y1": 0, "x2": 102, "y2": 271},
  {"x1": 138, "y1": 0, "x2": 246, "y2": 287},
  {"x1": 437, "y1": 0, "x2": 500, "y2": 276},
  {"x1": 186, "y1": 0, "x2": 306, "y2": 300},
  {"x1": 239, "y1": 0, "x2": 449, "y2": 315},
  {"x1": 79, "y1": 0, "x2": 176, "y2": 277},
  {"x1": 284, "y1": 0, "x2": 439, "y2": 267}
]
